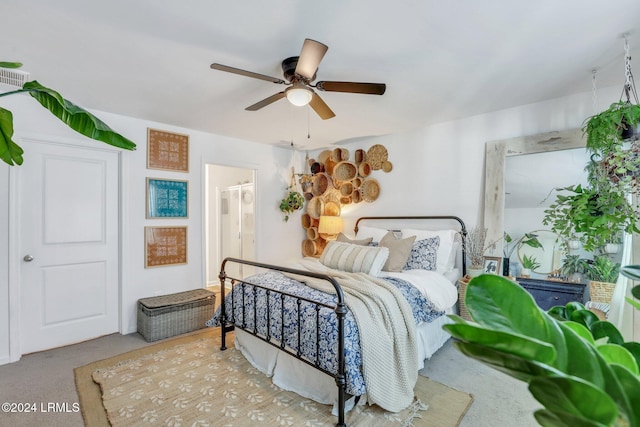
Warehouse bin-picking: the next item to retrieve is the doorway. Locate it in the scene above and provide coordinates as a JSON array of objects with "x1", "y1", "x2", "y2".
[{"x1": 205, "y1": 165, "x2": 255, "y2": 285}]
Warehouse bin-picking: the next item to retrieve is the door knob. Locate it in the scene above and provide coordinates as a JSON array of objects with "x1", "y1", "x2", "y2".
[{"x1": 23, "y1": 254, "x2": 34, "y2": 262}]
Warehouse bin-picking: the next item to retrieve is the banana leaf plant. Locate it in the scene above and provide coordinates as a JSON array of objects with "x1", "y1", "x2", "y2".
[
  {"x1": 444, "y1": 274, "x2": 640, "y2": 427},
  {"x1": 0, "y1": 61, "x2": 136, "y2": 166}
]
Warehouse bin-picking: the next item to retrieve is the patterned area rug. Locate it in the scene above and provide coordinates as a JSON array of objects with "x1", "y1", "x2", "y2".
[{"x1": 76, "y1": 328, "x2": 473, "y2": 426}]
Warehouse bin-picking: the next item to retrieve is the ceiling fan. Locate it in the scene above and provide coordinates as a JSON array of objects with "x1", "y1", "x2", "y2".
[{"x1": 210, "y1": 39, "x2": 386, "y2": 120}]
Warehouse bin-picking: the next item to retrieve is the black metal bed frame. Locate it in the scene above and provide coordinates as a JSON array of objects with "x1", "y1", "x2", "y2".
[{"x1": 218, "y1": 216, "x2": 467, "y2": 427}]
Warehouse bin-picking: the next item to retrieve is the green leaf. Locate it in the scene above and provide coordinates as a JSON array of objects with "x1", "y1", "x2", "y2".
[
  {"x1": 0, "y1": 62, "x2": 22, "y2": 69},
  {"x1": 557, "y1": 322, "x2": 605, "y2": 387},
  {"x1": 562, "y1": 321, "x2": 595, "y2": 345},
  {"x1": 452, "y1": 341, "x2": 562, "y2": 382},
  {"x1": 533, "y1": 409, "x2": 606, "y2": 427},
  {"x1": 465, "y1": 275, "x2": 569, "y2": 370},
  {"x1": 529, "y1": 376, "x2": 618, "y2": 426},
  {"x1": 609, "y1": 364, "x2": 640, "y2": 425},
  {"x1": 590, "y1": 321, "x2": 624, "y2": 345},
  {"x1": 569, "y1": 309, "x2": 600, "y2": 330},
  {"x1": 632, "y1": 285, "x2": 640, "y2": 300},
  {"x1": 626, "y1": 297, "x2": 640, "y2": 311},
  {"x1": 596, "y1": 344, "x2": 639, "y2": 375},
  {"x1": 0, "y1": 107, "x2": 24, "y2": 165},
  {"x1": 444, "y1": 323, "x2": 557, "y2": 363},
  {"x1": 548, "y1": 306, "x2": 567, "y2": 321},
  {"x1": 466, "y1": 275, "x2": 549, "y2": 339},
  {"x1": 621, "y1": 342, "x2": 640, "y2": 371},
  {"x1": 22, "y1": 81, "x2": 136, "y2": 151}
]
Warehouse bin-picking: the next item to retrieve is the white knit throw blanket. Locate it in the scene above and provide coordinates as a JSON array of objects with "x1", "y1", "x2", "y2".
[{"x1": 289, "y1": 258, "x2": 419, "y2": 412}]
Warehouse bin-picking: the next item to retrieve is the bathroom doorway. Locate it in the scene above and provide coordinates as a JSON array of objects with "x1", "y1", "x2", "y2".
[{"x1": 205, "y1": 165, "x2": 256, "y2": 285}]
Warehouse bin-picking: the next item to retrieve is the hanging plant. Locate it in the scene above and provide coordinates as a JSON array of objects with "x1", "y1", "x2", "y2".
[
  {"x1": 279, "y1": 190, "x2": 304, "y2": 222},
  {"x1": 279, "y1": 167, "x2": 304, "y2": 222},
  {"x1": 583, "y1": 100, "x2": 640, "y2": 157}
]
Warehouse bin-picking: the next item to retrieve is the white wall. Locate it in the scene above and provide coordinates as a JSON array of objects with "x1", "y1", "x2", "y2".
[
  {"x1": 0, "y1": 83, "x2": 623, "y2": 362},
  {"x1": 330, "y1": 86, "x2": 621, "y2": 237},
  {"x1": 0, "y1": 94, "x2": 305, "y2": 363}
]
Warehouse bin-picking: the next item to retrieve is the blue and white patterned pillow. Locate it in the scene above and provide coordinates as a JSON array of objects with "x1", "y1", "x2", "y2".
[{"x1": 403, "y1": 236, "x2": 440, "y2": 271}]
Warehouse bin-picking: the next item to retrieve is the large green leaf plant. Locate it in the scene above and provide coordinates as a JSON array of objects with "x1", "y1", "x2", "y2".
[
  {"x1": 445, "y1": 274, "x2": 640, "y2": 426},
  {"x1": 0, "y1": 61, "x2": 136, "y2": 166}
]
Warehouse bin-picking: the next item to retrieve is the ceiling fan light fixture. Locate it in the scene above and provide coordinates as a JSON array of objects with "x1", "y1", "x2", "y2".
[{"x1": 286, "y1": 83, "x2": 313, "y2": 106}]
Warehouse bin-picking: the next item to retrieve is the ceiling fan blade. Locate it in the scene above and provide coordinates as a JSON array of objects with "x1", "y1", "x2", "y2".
[
  {"x1": 309, "y1": 92, "x2": 335, "y2": 120},
  {"x1": 245, "y1": 91, "x2": 286, "y2": 111},
  {"x1": 211, "y1": 63, "x2": 285, "y2": 84},
  {"x1": 295, "y1": 39, "x2": 328, "y2": 81},
  {"x1": 316, "y1": 81, "x2": 386, "y2": 95}
]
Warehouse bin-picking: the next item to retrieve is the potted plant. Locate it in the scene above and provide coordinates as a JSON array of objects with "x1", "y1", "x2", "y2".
[
  {"x1": 0, "y1": 61, "x2": 136, "y2": 166},
  {"x1": 444, "y1": 274, "x2": 640, "y2": 427},
  {"x1": 583, "y1": 100, "x2": 640, "y2": 158},
  {"x1": 560, "y1": 254, "x2": 589, "y2": 283},
  {"x1": 497, "y1": 232, "x2": 542, "y2": 276},
  {"x1": 279, "y1": 189, "x2": 304, "y2": 222},
  {"x1": 520, "y1": 254, "x2": 540, "y2": 277},
  {"x1": 542, "y1": 183, "x2": 639, "y2": 252},
  {"x1": 585, "y1": 255, "x2": 620, "y2": 305},
  {"x1": 465, "y1": 226, "x2": 488, "y2": 277}
]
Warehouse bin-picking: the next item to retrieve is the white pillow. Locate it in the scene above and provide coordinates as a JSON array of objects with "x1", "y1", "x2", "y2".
[
  {"x1": 401, "y1": 228, "x2": 457, "y2": 273},
  {"x1": 320, "y1": 241, "x2": 389, "y2": 277},
  {"x1": 355, "y1": 226, "x2": 390, "y2": 243}
]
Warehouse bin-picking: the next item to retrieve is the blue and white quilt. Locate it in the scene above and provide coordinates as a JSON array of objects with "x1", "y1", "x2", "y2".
[{"x1": 206, "y1": 270, "x2": 446, "y2": 396}]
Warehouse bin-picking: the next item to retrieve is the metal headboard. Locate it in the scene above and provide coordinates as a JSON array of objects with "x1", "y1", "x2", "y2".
[{"x1": 353, "y1": 215, "x2": 468, "y2": 276}]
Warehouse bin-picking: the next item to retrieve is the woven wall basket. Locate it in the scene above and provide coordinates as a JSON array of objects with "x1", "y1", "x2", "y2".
[
  {"x1": 354, "y1": 149, "x2": 367, "y2": 165},
  {"x1": 311, "y1": 173, "x2": 331, "y2": 197},
  {"x1": 306, "y1": 226, "x2": 319, "y2": 240},
  {"x1": 317, "y1": 150, "x2": 332, "y2": 164},
  {"x1": 324, "y1": 201, "x2": 341, "y2": 216},
  {"x1": 302, "y1": 239, "x2": 317, "y2": 257},
  {"x1": 367, "y1": 144, "x2": 388, "y2": 170},
  {"x1": 333, "y1": 161, "x2": 358, "y2": 182},
  {"x1": 301, "y1": 213, "x2": 312, "y2": 229},
  {"x1": 358, "y1": 162, "x2": 372, "y2": 177},
  {"x1": 339, "y1": 182, "x2": 353, "y2": 197},
  {"x1": 306, "y1": 197, "x2": 325, "y2": 219},
  {"x1": 360, "y1": 179, "x2": 380, "y2": 202}
]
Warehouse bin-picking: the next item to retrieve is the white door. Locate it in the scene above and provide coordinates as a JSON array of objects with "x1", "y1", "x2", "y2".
[{"x1": 18, "y1": 139, "x2": 119, "y2": 354}]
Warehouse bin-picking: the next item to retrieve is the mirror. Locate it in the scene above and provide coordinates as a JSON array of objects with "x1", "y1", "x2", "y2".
[
  {"x1": 516, "y1": 230, "x2": 560, "y2": 275},
  {"x1": 483, "y1": 129, "x2": 586, "y2": 255}
]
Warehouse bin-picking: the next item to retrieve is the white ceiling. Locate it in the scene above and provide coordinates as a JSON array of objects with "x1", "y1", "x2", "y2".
[{"x1": 3, "y1": 0, "x2": 640, "y2": 149}]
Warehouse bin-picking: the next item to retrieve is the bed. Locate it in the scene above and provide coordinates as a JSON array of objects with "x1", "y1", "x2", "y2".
[{"x1": 207, "y1": 215, "x2": 467, "y2": 426}]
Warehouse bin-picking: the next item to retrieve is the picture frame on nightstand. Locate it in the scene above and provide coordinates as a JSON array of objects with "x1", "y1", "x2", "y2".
[{"x1": 483, "y1": 256, "x2": 501, "y2": 275}]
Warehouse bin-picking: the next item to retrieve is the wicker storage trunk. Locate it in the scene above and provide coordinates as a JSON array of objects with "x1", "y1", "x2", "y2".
[{"x1": 137, "y1": 289, "x2": 216, "y2": 342}]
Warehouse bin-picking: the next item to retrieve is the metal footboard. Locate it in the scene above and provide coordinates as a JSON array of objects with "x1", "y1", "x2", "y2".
[{"x1": 218, "y1": 257, "x2": 349, "y2": 427}]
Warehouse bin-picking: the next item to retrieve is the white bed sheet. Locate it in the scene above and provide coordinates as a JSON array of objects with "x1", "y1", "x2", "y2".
[{"x1": 231, "y1": 266, "x2": 458, "y2": 408}]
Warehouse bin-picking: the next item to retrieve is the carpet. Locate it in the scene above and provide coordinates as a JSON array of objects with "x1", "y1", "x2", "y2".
[{"x1": 75, "y1": 328, "x2": 473, "y2": 426}]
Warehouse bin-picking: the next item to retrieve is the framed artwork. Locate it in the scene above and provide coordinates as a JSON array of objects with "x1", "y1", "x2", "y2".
[
  {"x1": 483, "y1": 256, "x2": 502, "y2": 275},
  {"x1": 145, "y1": 226, "x2": 187, "y2": 268},
  {"x1": 147, "y1": 128, "x2": 189, "y2": 172},
  {"x1": 146, "y1": 178, "x2": 188, "y2": 218}
]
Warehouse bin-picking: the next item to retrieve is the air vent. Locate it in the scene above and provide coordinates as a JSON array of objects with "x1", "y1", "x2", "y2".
[{"x1": 0, "y1": 67, "x2": 30, "y2": 90}]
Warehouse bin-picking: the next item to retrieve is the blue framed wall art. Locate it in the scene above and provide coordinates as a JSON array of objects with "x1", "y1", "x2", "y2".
[{"x1": 146, "y1": 178, "x2": 188, "y2": 218}]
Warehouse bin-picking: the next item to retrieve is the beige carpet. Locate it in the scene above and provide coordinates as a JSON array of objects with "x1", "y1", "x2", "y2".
[{"x1": 75, "y1": 328, "x2": 472, "y2": 426}]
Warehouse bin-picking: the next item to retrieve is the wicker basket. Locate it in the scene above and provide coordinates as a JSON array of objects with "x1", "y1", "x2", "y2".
[
  {"x1": 457, "y1": 278, "x2": 472, "y2": 321},
  {"x1": 137, "y1": 289, "x2": 215, "y2": 342},
  {"x1": 589, "y1": 280, "x2": 617, "y2": 304}
]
